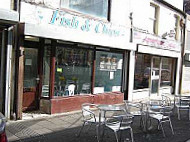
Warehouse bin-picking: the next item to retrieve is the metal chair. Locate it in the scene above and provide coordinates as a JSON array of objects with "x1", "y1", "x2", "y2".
[
  {"x1": 105, "y1": 114, "x2": 134, "y2": 142},
  {"x1": 77, "y1": 103, "x2": 104, "y2": 137},
  {"x1": 123, "y1": 100, "x2": 145, "y2": 128},
  {"x1": 149, "y1": 105, "x2": 174, "y2": 137},
  {"x1": 175, "y1": 95, "x2": 190, "y2": 120}
]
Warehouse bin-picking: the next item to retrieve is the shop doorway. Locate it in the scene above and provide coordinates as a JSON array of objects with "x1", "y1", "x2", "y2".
[
  {"x1": 23, "y1": 48, "x2": 39, "y2": 111},
  {"x1": 150, "y1": 57, "x2": 160, "y2": 96}
]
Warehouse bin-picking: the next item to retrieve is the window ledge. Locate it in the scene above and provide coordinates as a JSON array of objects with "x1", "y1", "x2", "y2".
[{"x1": 133, "y1": 88, "x2": 150, "y2": 93}]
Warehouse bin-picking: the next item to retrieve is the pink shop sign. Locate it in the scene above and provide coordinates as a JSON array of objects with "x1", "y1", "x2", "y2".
[{"x1": 133, "y1": 31, "x2": 181, "y2": 52}]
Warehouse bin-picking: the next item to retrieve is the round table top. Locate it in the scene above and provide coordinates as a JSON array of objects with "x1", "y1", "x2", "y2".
[{"x1": 97, "y1": 104, "x2": 124, "y2": 111}]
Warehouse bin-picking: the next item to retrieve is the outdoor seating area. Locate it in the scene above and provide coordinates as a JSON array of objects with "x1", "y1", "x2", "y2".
[{"x1": 77, "y1": 94, "x2": 190, "y2": 142}]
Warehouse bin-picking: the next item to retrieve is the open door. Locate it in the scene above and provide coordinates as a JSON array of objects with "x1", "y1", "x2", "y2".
[{"x1": 22, "y1": 48, "x2": 39, "y2": 111}]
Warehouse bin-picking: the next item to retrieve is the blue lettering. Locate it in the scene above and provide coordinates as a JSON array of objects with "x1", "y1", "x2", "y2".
[
  {"x1": 81, "y1": 20, "x2": 91, "y2": 31},
  {"x1": 60, "y1": 17, "x2": 67, "y2": 26},
  {"x1": 71, "y1": 17, "x2": 79, "y2": 29},
  {"x1": 50, "y1": 10, "x2": 60, "y2": 25}
]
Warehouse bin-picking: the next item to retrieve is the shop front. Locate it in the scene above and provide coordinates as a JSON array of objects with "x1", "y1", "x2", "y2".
[
  {"x1": 22, "y1": 38, "x2": 128, "y2": 114},
  {"x1": 0, "y1": 7, "x2": 19, "y2": 119},
  {"x1": 17, "y1": 1, "x2": 136, "y2": 118},
  {"x1": 131, "y1": 29, "x2": 181, "y2": 100}
]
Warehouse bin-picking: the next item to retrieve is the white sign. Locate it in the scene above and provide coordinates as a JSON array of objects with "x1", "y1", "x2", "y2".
[{"x1": 133, "y1": 29, "x2": 181, "y2": 52}]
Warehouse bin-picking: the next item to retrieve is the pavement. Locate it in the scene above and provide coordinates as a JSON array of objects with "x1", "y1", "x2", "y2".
[{"x1": 5, "y1": 107, "x2": 190, "y2": 142}]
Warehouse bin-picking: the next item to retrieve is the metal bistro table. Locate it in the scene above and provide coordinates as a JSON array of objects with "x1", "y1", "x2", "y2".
[{"x1": 96, "y1": 104, "x2": 126, "y2": 142}]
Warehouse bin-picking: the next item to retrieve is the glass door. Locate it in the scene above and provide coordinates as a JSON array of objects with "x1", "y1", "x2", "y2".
[
  {"x1": 151, "y1": 57, "x2": 160, "y2": 95},
  {"x1": 23, "y1": 48, "x2": 39, "y2": 111}
]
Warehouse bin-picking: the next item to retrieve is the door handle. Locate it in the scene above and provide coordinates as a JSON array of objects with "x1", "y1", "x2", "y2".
[{"x1": 36, "y1": 78, "x2": 40, "y2": 81}]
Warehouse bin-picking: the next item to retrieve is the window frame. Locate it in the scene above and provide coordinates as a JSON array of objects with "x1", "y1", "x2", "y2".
[
  {"x1": 174, "y1": 14, "x2": 180, "y2": 40},
  {"x1": 149, "y1": 3, "x2": 160, "y2": 35}
]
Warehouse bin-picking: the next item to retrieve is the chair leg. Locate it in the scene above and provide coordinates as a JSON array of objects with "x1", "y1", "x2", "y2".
[
  {"x1": 169, "y1": 119, "x2": 174, "y2": 135},
  {"x1": 119, "y1": 130, "x2": 123, "y2": 142},
  {"x1": 140, "y1": 116, "x2": 144, "y2": 128},
  {"x1": 86, "y1": 123, "x2": 92, "y2": 132},
  {"x1": 177, "y1": 108, "x2": 180, "y2": 120},
  {"x1": 160, "y1": 122, "x2": 165, "y2": 137},
  {"x1": 96, "y1": 124, "x2": 100, "y2": 142},
  {"x1": 114, "y1": 131, "x2": 119, "y2": 142},
  {"x1": 158, "y1": 122, "x2": 161, "y2": 130},
  {"x1": 130, "y1": 128, "x2": 134, "y2": 142},
  {"x1": 77, "y1": 122, "x2": 86, "y2": 137}
]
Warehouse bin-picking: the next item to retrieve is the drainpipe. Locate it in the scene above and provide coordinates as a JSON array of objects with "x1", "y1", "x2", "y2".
[{"x1": 179, "y1": 16, "x2": 186, "y2": 95}]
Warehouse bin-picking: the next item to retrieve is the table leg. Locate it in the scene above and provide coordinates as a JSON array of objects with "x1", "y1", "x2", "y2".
[{"x1": 96, "y1": 110, "x2": 102, "y2": 142}]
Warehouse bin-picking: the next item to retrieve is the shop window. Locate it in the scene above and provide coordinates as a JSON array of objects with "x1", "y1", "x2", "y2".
[
  {"x1": 149, "y1": 4, "x2": 159, "y2": 34},
  {"x1": 94, "y1": 51, "x2": 123, "y2": 93},
  {"x1": 160, "y1": 57, "x2": 173, "y2": 87},
  {"x1": 54, "y1": 46, "x2": 93, "y2": 96},
  {"x1": 134, "y1": 54, "x2": 151, "y2": 90},
  {"x1": 42, "y1": 46, "x2": 51, "y2": 97},
  {"x1": 60, "y1": 0, "x2": 109, "y2": 19}
]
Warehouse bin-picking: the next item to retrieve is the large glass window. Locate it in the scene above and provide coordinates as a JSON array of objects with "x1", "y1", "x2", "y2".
[
  {"x1": 134, "y1": 54, "x2": 151, "y2": 90},
  {"x1": 54, "y1": 46, "x2": 93, "y2": 96},
  {"x1": 134, "y1": 55, "x2": 174, "y2": 90},
  {"x1": 42, "y1": 46, "x2": 51, "y2": 97},
  {"x1": 160, "y1": 57, "x2": 173, "y2": 87},
  {"x1": 94, "y1": 51, "x2": 123, "y2": 93},
  {"x1": 61, "y1": 0, "x2": 109, "y2": 19}
]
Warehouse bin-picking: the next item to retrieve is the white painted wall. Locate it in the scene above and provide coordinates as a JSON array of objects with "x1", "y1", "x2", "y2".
[
  {"x1": 0, "y1": 0, "x2": 11, "y2": 10},
  {"x1": 158, "y1": 4, "x2": 182, "y2": 41},
  {"x1": 131, "y1": 0, "x2": 150, "y2": 31},
  {"x1": 111, "y1": 0, "x2": 131, "y2": 27},
  {"x1": 131, "y1": 0, "x2": 183, "y2": 41}
]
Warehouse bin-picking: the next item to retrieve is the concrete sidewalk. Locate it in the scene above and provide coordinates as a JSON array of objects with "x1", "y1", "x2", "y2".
[{"x1": 6, "y1": 108, "x2": 190, "y2": 142}]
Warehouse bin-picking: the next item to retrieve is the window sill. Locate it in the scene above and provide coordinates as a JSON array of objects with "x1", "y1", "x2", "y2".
[{"x1": 133, "y1": 88, "x2": 150, "y2": 93}]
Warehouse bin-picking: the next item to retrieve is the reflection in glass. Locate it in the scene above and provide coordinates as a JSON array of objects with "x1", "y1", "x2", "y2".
[
  {"x1": 61, "y1": 0, "x2": 109, "y2": 19},
  {"x1": 134, "y1": 54, "x2": 151, "y2": 90},
  {"x1": 54, "y1": 46, "x2": 93, "y2": 96},
  {"x1": 151, "y1": 80, "x2": 159, "y2": 93},
  {"x1": 95, "y1": 51, "x2": 123, "y2": 93},
  {"x1": 42, "y1": 46, "x2": 51, "y2": 97},
  {"x1": 161, "y1": 58, "x2": 172, "y2": 87},
  {"x1": 23, "y1": 48, "x2": 38, "y2": 91}
]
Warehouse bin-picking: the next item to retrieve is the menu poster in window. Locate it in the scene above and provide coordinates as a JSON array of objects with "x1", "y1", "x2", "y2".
[
  {"x1": 99, "y1": 55, "x2": 117, "y2": 71},
  {"x1": 25, "y1": 59, "x2": 32, "y2": 66},
  {"x1": 100, "y1": 55, "x2": 106, "y2": 70}
]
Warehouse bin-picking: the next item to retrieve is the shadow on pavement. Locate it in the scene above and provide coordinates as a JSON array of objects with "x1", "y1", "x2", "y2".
[{"x1": 6, "y1": 110, "x2": 190, "y2": 142}]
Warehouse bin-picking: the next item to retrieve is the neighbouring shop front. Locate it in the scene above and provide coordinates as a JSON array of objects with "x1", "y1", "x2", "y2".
[
  {"x1": 0, "y1": 7, "x2": 19, "y2": 119},
  {"x1": 17, "y1": 1, "x2": 136, "y2": 118},
  {"x1": 131, "y1": 29, "x2": 181, "y2": 100}
]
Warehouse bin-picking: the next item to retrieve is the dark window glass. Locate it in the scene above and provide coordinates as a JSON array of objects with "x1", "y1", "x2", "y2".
[
  {"x1": 23, "y1": 48, "x2": 38, "y2": 89},
  {"x1": 61, "y1": 0, "x2": 109, "y2": 19},
  {"x1": 54, "y1": 46, "x2": 93, "y2": 96},
  {"x1": 160, "y1": 57, "x2": 172, "y2": 87},
  {"x1": 94, "y1": 51, "x2": 123, "y2": 93},
  {"x1": 42, "y1": 46, "x2": 51, "y2": 97},
  {"x1": 134, "y1": 54, "x2": 151, "y2": 90}
]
